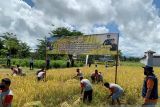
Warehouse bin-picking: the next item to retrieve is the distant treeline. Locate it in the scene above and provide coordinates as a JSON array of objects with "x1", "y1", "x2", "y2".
[{"x1": 120, "y1": 56, "x2": 140, "y2": 62}]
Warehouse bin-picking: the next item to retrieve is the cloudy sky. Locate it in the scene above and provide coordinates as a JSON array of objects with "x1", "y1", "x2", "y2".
[{"x1": 0, "y1": 0, "x2": 160, "y2": 57}]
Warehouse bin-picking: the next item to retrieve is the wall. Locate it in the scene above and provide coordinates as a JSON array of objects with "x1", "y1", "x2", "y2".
[{"x1": 153, "y1": 57, "x2": 160, "y2": 66}]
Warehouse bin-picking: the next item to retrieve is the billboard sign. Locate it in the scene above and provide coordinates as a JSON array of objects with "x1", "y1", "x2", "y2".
[{"x1": 47, "y1": 33, "x2": 119, "y2": 55}]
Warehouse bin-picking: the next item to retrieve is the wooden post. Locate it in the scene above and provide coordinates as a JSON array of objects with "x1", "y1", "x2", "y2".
[
  {"x1": 45, "y1": 36, "x2": 47, "y2": 82},
  {"x1": 115, "y1": 33, "x2": 119, "y2": 84}
]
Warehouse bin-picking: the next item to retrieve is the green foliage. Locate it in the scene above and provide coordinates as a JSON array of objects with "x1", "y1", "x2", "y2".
[
  {"x1": 74, "y1": 61, "x2": 84, "y2": 67},
  {"x1": 51, "y1": 27, "x2": 71, "y2": 36},
  {"x1": 36, "y1": 39, "x2": 46, "y2": 59},
  {"x1": 70, "y1": 30, "x2": 83, "y2": 36},
  {"x1": 0, "y1": 38, "x2": 4, "y2": 50},
  {"x1": 3, "y1": 58, "x2": 84, "y2": 68},
  {"x1": 34, "y1": 60, "x2": 46, "y2": 68},
  {"x1": 51, "y1": 60, "x2": 84, "y2": 68},
  {"x1": 50, "y1": 27, "x2": 83, "y2": 37},
  {"x1": 0, "y1": 32, "x2": 31, "y2": 58},
  {"x1": 121, "y1": 56, "x2": 140, "y2": 62},
  {"x1": 18, "y1": 42, "x2": 31, "y2": 58},
  {"x1": 12, "y1": 59, "x2": 45, "y2": 68},
  {"x1": 2, "y1": 32, "x2": 19, "y2": 56},
  {"x1": 120, "y1": 61, "x2": 144, "y2": 66},
  {"x1": 0, "y1": 49, "x2": 8, "y2": 56}
]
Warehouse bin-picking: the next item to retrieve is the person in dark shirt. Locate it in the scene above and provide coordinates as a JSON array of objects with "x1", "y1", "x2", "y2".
[
  {"x1": 46, "y1": 58, "x2": 50, "y2": 69},
  {"x1": 142, "y1": 65, "x2": 158, "y2": 106},
  {"x1": 29, "y1": 57, "x2": 34, "y2": 70},
  {"x1": 7, "y1": 55, "x2": 11, "y2": 67}
]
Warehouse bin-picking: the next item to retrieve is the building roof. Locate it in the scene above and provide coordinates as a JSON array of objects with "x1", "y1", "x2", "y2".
[
  {"x1": 145, "y1": 50, "x2": 156, "y2": 53},
  {"x1": 141, "y1": 55, "x2": 160, "y2": 59},
  {"x1": 153, "y1": 55, "x2": 160, "y2": 58}
]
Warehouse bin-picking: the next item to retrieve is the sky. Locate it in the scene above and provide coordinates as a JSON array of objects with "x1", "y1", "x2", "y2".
[{"x1": 0, "y1": 0, "x2": 160, "y2": 57}]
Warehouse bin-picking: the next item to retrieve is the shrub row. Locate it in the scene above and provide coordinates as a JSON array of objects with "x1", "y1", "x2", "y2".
[{"x1": 0, "y1": 58, "x2": 84, "y2": 68}]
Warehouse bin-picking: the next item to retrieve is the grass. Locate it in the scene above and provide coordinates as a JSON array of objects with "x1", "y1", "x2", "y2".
[
  {"x1": 0, "y1": 62, "x2": 160, "y2": 107},
  {"x1": 120, "y1": 61, "x2": 144, "y2": 66}
]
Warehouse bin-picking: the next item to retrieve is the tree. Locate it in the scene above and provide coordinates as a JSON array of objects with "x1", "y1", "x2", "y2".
[
  {"x1": 49, "y1": 27, "x2": 83, "y2": 66},
  {"x1": 118, "y1": 50, "x2": 123, "y2": 60},
  {"x1": 18, "y1": 42, "x2": 31, "y2": 58},
  {"x1": 1, "y1": 32, "x2": 19, "y2": 57},
  {"x1": 70, "y1": 30, "x2": 83, "y2": 36},
  {"x1": 36, "y1": 37, "x2": 66, "y2": 60},
  {"x1": 51, "y1": 27, "x2": 71, "y2": 37},
  {"x1": 0, "y1": 38, "x2": 4, "y2": 56},
  {"x1": 0, "y1": 38, "x2": 3, "y2": 50},
  {"x1": 36, "y1": 39, "x2": 46, "y2": 59},
  {"x1": 50, "y1": 27, "x2": 83, "y2": 37},
  {"x1": 1, "y1": 32, "x2": 31, "y2": 58}
]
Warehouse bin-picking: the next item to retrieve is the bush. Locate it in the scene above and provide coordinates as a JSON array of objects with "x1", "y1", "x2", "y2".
[
  {"x1": 4, "y1": 59, "x2": 84, "y2": 69},
  {"x1": 51, "y1": 60, "x2": 84, "y2": 68}
]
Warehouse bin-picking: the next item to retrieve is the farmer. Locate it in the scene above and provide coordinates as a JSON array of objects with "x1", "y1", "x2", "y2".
[
  {"x1": 90, "y1": 69, "x2": 103, "y2": 83},
  {"x1": 10, "y1": 66, "x2": 18, "y2": 76},
  {"x1": 0, "y1": 78, "x2": 13, "y2": 107},
  {"x1": 66, "y1": 59, "x2": 70, "y2": 68},
  {"x1": 95, "y1": 64, "x2": 98, "y2": 68},
  {"x1": 80, "y1": 77, "x2": 93, "y2": 103},
  {"x1": 97, "y1": 72, "x2": 103, "y2": 83},
  {"x1": 73, "y1": 68, "x2": 83, "y2": 79},
  {"x1": 46, "y1": 57, "x2": 50, "y2": 69},
  {"x1": 104, "y1": 82, "x2": 124, "y2": 105},
  {"x1": 17, "y1": 65, "x2": 26, "y2": 76},
  {"x1": 17, "y1": 65, "x2": 22, "y2": 75},
  {"x1": 90, "y1": 69, "x2": 99, "y2": 83},
  {"x1": 88, "y1": 60, "x2": 92, "y2": 67},
  {"x1": 6, "y1": 55, "x2": 11, "y2": 67},
  {"x1": 142, "y1": 65, "x2": 158, "y2": 106},
  {"x1": 29, "y1": 57, "x2": 34, "y2": 70},
  {"x1": 36, "y1": 68, "x2": 46, "y2": 81}
]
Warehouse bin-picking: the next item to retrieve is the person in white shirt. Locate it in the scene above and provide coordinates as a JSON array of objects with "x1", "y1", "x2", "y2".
[
  {"x1": 104, "y1": 82, "x2": 124, "y2": 105},
  {"x1": 10, "y1": 66, "x2": 18, "y2": 76},
  {"x1": 36, "y1": 68, "x2": 46, "y2": 81},
  {"x1": 80, "y1": 77, "x2": 93, "y2": 103}
]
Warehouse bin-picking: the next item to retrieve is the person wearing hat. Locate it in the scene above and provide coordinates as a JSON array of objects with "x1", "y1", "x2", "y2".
[
  {"x1": 142, "y1": 65, "x2": 158, "y2": 106},
  {"x1": 0, "y1": 78, "x2": 13, "y2": 107}
]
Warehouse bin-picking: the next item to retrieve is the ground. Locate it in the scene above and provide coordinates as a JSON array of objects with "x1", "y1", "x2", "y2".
[{"x1": 0, "y1": 63, "x2": 160, "y2": 107}]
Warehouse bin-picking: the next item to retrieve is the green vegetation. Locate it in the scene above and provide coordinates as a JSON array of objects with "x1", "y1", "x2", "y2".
[
  {"x1": 120, "y1": 61, "x2": 144, "y2": 67},
  {"x1": 0, "y1": 58, "x2": 84, "y2": 68}
]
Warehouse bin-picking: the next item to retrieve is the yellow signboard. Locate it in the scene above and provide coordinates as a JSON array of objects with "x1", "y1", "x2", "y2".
[{"x1": 47, "y1": 33, "x2": 119, "y2": 55}]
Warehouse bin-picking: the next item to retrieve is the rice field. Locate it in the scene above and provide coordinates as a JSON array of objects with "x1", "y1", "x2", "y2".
[{"x1": 0, "y1": 63, "x2": 160, "y2": 107}]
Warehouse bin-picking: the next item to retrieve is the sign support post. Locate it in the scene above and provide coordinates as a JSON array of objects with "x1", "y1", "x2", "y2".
[
  {"x1": 45, "y1": 36, "x2": 47, "y2": 82},
  {"x1": 115, "y1": 33, "x2": 119, "y2": 84}
]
